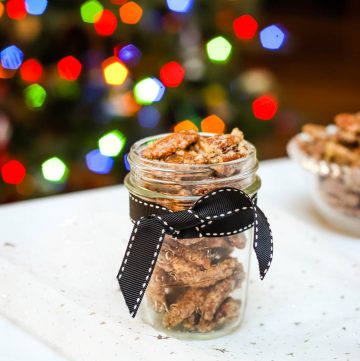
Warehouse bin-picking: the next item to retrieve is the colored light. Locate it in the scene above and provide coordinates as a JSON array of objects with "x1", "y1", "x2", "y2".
[
  {"x1": 1, "y1": 160, "x2": 26, "y2": 185},
  {"x1": 117, "y1": 44, "x2": 142, "y2": 66},
  {"x1": 137, "y1": 106, "x2": 160, "y2": 128},
  {"x1": 252, "y1": 95, "x2": 278, "y2": 120},
  {"x1": 260, "y1": 25, "x2": 286, "y2": 50},
  {"x1": 98, "y1": 130, "x2": 126, "y2": 157},
  {"x1": 174, "y1": 120, "x2": 198, "y2": 132},
  {"x1": 57, "y1": 56, "x2": 82, "y2": 81},
  {"x1": 124, "y1": 153, "x2": 130, "y2": 171},
  {"x1": 201, "y1": 115, "x2": 225, "y2": 134},
  {"x1": 166, "y1": 0, "x2": 193, "y2": 13},
  {"x1": 24, "y1": 84, "x2": 47, "y2": 109},
  {"x1": 1, "y1": 45, "x2": 24, "y2": 70},
  {"x1": 94, "y1": 10, "x2": 117, "y2": 37},
  {"x1": 119, "y1": 2, "x2": 143, "y2": 24},
  {"x1": 160, "y1": 61, "x2": 185, "y2": 88},
  {"x1": 6, "y1": 0, "x2": 26, "y2": 20},
  {"x1": 0, "y1": 3, "x2": 5, "y2": 19},
  {"x1": 134, "y1": 77, "x2": 166, "y2": 105},
  {"x1": 80, "y1": 0, "x2": 103, "y2": 23},
  {"x1": 206, "y1": 36, "x2": 232, "y2": 63},
  {"x1": 20, "y1": 59, "x2": 43, "y2": 83},
  {"x1": 0, "y1": 64, "x2": 16, "y2": 79},
  {"x1": 42, "y1": 157, "x2": 68, "y2": 182},
  {"x1": 86, "y1": 149, "x2": 114, "y2": 174},
  {"x1": 16, "y1": 174, "x2": 36, "y2": 196},
  {"x1": 233, "y1": 14, "x2": 258, "y2": 40},
  {"x1": 25, "y1": 0, "x2": 47, "y2": 15},
  {"x1": 102, "y1": 57, "x2": 128, "y2": 85}
]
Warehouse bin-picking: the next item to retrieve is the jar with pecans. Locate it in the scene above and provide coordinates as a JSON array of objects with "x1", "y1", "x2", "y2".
[{"x1": 124, "y1": 128, "x2": 261, "y2": 339}]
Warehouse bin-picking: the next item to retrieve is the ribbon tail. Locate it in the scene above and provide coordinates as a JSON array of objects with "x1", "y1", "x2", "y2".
[
  {"x1": 253, "y1": 204, "x2": 273, "y2": 279},
  {"x1": 117, "y1": 217, "x2": 165, "y2": 317}
]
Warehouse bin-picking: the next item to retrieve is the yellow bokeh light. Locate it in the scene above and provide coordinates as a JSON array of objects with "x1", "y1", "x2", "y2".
[{"x1": 102, "y1": 57, "x2": 128, "y2": 85}]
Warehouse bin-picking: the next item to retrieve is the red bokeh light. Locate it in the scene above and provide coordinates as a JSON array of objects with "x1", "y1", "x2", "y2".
[
  {"x1": 6, "y1": 0, "x2": 26, "y2": 20},
  {"x1": 252, "y1": 95, "x2": 278, "y2": 120},
  {"x1": 20, "y1": 59, "x2": 43, "y2": 83},
  {"x1": 160, "y1": 61, "x2": 185, "y2": 88},
  {"x1": 94, "y1": 10, "x2": 117, "y2": 37},
  {"x1": 233, "y1": 15, "x2": 258, "y2": 40},
  {"x1": 1, "y1": 160, "x2": 26, "y2": 185},
  {"x1": 57, "y1": 56, "x2": 82, "y2": 81}
]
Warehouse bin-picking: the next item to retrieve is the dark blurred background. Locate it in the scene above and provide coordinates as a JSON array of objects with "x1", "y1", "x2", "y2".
[{"x1": 0, "y1": 0, "x2": 359, "y2": 203}]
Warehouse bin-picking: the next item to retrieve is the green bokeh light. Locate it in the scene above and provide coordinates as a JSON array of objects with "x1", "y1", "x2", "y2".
[
  {"x1": 98, "y1": 130, "x2": 126, "y2": 157},
  {"x1": 42, "y1": 157, "x2": 68, "y2": 183},
  {"x1": 206, "y1": 36, "x2": 232, "y2": 63},
  {"x1": 24, "y1": 84, "x2": 47, "y2": 109},
  {"x1": 80, "y1": 0, "x2": 103, "y2": 24}
]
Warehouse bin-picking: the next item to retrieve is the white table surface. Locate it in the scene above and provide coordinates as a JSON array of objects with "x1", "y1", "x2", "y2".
[{"x1": 0, "y1": 158, "x2": 359, "y2": 361}]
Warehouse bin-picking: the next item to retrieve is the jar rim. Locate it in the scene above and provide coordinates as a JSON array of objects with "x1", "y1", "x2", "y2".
[{"x1": 128, "y1": 132, "x2": 257, "y2": 172}]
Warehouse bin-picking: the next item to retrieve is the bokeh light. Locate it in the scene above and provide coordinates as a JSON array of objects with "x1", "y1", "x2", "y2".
[
  {"x1": 160, "y1": 61, "x2": 185, "y2": 87},
  {"x1": 1, "y1": 45, "x2": 24, "y2": 70},
  {"x1": 24, "y1": 84, "x2": 47, "y2": 109},
  {"x1": 166, "y1": 0, "x2": 193, "y2": 13},
  {"x1": 174, "y1": 120, "x2": 198, "y2": 132},
  {"x1": 134, "y1": 77, "x2": 165, "y2": 105},
  {"x1": 20, "y1": 58, "x2": 43, "y2": 83},
  {"x1": 201, "y1": 115, "x2": 225, "y2": 134},
  {"x1": 117, "y1": 44, "x2": 142, "y2": 66},
  {"x1": 0, "y1": 64, "x2": 16, "y2": 79},
  {"x1": 16, "y1": 174, "x2": 36, "y2": 196},
  {"x1": 102, "y1": 57, "x2": 128, "y2": 85},
  {"x1": 42, "y1": 157, "x2": 68, "y2": 183},
  {"x1": 0, "y1": 3, "x2": 5, "y2": 19},
  {"x1": 25, "y1": 0, "x2": 47, "y2": 16},
  {"x1": 260, "y1": 25, "x2": 286, "y2": 50},
  {"x1": 137, "y1": 106, "x2": 161, "y2": 128},
  {"x1": 80, "y1": 0, "x2": 103, "y2": 23},
  {"x1": 119, "y1": 2, "x2": 143, "y2": 25},
  {"x1": 124, "y1": 153, "x2": 130, "y2": 171},
  {"x1": 57, "y1": 56, "x2": 82, "y2": 81},
  {"x1": 1, "y1": 160, "x2": 26, "y2": 185},
  {"x1": 98, "y1": 130, "x2": 126, "y2": 157},
  {"x1": 206, "y1": 36, "x2": 232, "y2": 63},
  {"x1": 252, "y1": 95, "x2": 278, "y2": 120},
  {"x1": 233, "y1": 14, "x2": 258, "y2": 40},
  {"x1": 94, "y1": 10, "x2": 117, "y2": 37},
  {"x1": 6, "y1": 0, "x2": 26, "y2": 20},
  {"x1": 86, "y1": 149, "x2": 114, "y2": 174}
]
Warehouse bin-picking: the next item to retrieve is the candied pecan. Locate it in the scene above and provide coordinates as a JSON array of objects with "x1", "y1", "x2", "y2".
[
  {"x1": 160, "y1": 237, "x2": 211, "y2": 269},
  {"x1": 160, "y1": 257, "x2": 241, "y2": 288},
  {"x1": 324, "y1": 142, "x2": 358, "y2": 166},
  {"x1": 162, "y1": 288, "x2": 208, "y2": 328},
  {"x1": 197, "y1": 298, "x2": 241, "y2": 332},
  {"x1": 142, "y1": 130, "x2": 199, "y2": 160},
  {"x1": 200, "y1": 275, "x2": 239, "y2": 321},
  {"x1": 302, "y1": 124, "x2": 328, "y2": 140},
  {"x1": 335, "y1": 113, "x2": 360, "y2": 133}
]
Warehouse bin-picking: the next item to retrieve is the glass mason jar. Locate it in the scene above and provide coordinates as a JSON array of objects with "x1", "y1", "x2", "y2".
[{"x1": 124, "y1": 133, "x2": 261, "y2": 340}]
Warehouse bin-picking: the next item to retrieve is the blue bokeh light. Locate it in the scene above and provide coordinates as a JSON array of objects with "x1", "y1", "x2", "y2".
[
  {"x1": 118, "y1": 44, "x2": 142, "y2": 66},
  {"x1": 137, "y1": 106, "x2": 161, "y2": 128},
  {"x1": 166, "y1": 0, "x2": 194, "y2": 13},
  {"x1": 152, "y1": 78, "x2": 166, "y2": 102},
  {"x1": 1, "y1": 45, "x2": 24, "y2": 70},
  {"x1": 124, "y1": 153, "x2": 131, "y2": 172},
  {"x1": 25, "y1": 0, "x2": 48, "y2": 15},
  {"x1": 260, "y1": 25, "x2": 286, "y2": 50},
  {"x1": 86, "y1": 150, "x2": 114, "y2": 174}
]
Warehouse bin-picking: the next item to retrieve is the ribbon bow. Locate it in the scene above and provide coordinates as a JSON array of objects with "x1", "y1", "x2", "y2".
[{"x1": 117, "y1": 187, "x2": 273, "y2": 317}]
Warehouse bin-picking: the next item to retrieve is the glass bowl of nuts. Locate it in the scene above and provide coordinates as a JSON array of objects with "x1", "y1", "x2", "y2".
[{"x1": 287, "y1": 112, "x2": 360, "y2": 237}]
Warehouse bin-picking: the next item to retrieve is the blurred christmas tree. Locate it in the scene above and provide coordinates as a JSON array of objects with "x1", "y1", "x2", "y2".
[{"x1": 0, "y1": 0, "x2": 287, "y2": 203}]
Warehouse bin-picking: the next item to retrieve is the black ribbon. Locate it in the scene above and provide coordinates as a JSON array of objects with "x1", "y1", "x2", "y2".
[{"x1": 117, "y1": 187, "x2": 273, "y2": 317}]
